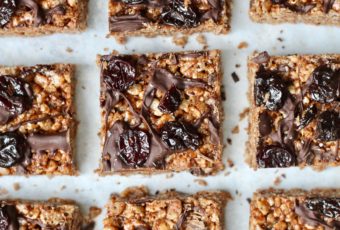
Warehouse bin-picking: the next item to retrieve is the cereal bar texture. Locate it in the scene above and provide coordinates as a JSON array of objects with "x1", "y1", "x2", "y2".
[
  {"x1": 0, "y1": 64, "x2": 77, "y2": 175},
  {"x1": 108, "y1": 0, "x2": 231, "y2": 38},
  {"x1": 0, "y1": 198, "x2": 82, "y2": 229},
  {"x1": 0, "y1": 0, "x2": 89, "y2": 36},
  {"x1": 98, "y1": 50, "x2": 224, "y2": 176},
  {"x1": 247, "y1": 52, "x2": 340, "y2": 170},
  {"x1": 249, "y1": 0, "x2": 340, "y2": 26},
  {"x1": 103, "y1": 186, "x2": 230, "y2": 230},
  {"x1": 250, "y1": 189, "x2": 340, "y2": 229}
]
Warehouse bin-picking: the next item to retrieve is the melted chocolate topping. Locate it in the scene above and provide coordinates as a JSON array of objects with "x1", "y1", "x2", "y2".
[
  {"x1": 295, "y1": 200, "x2": 340, "y2": 230},
  {"x1": 102, "y1": 55, "x2": 218, "y2": 171},
  {"x1": 271, "y1": 0, "x2": 316, "y2": 14},
  {"x1": 252, "y1": 52, "x2": 270, "y2": 64},
  {"x1": 323, "y1": 0, "x2": 335, "y2": 13},
  {"x1": 110, "y1": 0, "x2": 222, "y2": 32},
  {"x1": 1, "y1": 0, "x2": 67, "y2": 27},
  {"x1": 0, "y1": 204, "x2": 19, "y2": 230},
  {"x1": 110, "y1": 15, "x2": 149, "y2": 32},
  {"x1": 27, "y1": 131, "x2": 70, "y2": 154}
]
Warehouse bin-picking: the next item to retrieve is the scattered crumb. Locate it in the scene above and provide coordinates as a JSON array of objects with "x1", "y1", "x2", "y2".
[
  {"x1": 60, "y1": 185, "x2": 66, "y2": 191},
  {"x1": 277, "y1": 37, "x2": 284, "y2": 42},
  {"x1": 224, "y1": 171, "x2": 231, "y2": 176},
  {"x1": 116, "y1": 36, "x2": 127, "y2": 44},
  {"x1": 247, "y1": 198, "x2": 251, "y2": 204},
  {"x1": 81, "y1": 86, "x2": 86, "y2": 90},
  {"x1": 194, "y1": 179, "x2": 208, "y2": 186},
  {"x1": 227, "y1": 159, "x2": 235, "y2": 168},
  {"x1": 280, "y1": 29, "x2": 284, "y2": 34},
  {"x1": 75, "y1": 189, "x2": 79, "y2": 193},
  {"x1": 103, "y1": 47, "x2": 109, "y2": 52},
  {"x1": 13, "y1": 183, "x2": 20, "y2": 191},
  {"x1": 235, "y1": 64, "x2": 241, "y2": 68},
  {"x1": 88, "y1": 206, "x2": 102, "y2": 220},
  {"x1": 116, "y1": 181, "x2": 121, "y2": 185},
  {"x1": 166, "y1": 173, "x2": 174, "y2": 178},
  {"x1": 274, "y1": 176, "x2": 282, "y2": 186},
  {"x1": 221, "y1": 85, "x2": 226, "y2": 101},
  {"x1": 0, "y1": 188, "x2": 8, "y2": 196},
  {"x1": 235, "y1": 190, "x2": 242, "y2": 196},
  {"x1": 196, "y1": 34, "x2": 208, "y2": 49},
  {"x1": 172, "y1": 35, "x2": 188, "y2": 48},
  {"x1": 282, "y1": 46, "x2": 286, "y2": 49},
  {"x1": 231, "y1": 125, "x2": 240, "y2": 134},
  {"x1": 66, "y1": 47, "x2": 73, "y2": 53},
  {"x1": 274, "y1": 174, "x2": 287, "y2": 186},
  {"x1": 226, "y1": 138, "x2": 232, "y2": 145},
  {"x1": 237, "y1": 41, "x2": 248, "y2": 49},
  {"x1": 239, "y1": 107, "x2": 250, "y2": 121},
  {"x1": 231, "y1": 72, "x2": 240, "y2": 83}
]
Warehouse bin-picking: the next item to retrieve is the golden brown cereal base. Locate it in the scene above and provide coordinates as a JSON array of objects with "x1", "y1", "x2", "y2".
[
  {"x1": 249, "y1": 0, "x2": 340, "y2": 26},
  {"x1": 0, "y1": 198, "x2": 82, "y2": 229},
  {"x1": 104, "y1": 186, "x2": 230, "y2": 230},
  {"x1": 108, "y1": 0, "x2": 232, "y2": 38},
  {"x1": 97, "y1": 50, "x2": 224, "y2": 176},
  {"x1": 0, "y1": 64, "x2": 77, "y2": 176},
  {"x1": 0, "y1": 0, "x2": 88, "y2": 36},
  {"x1": 250, "y1": 188, "x2": 340, "y2": 230},
  {"x1": 246, "y1": 52, "x2": 340, "y2": 170}
]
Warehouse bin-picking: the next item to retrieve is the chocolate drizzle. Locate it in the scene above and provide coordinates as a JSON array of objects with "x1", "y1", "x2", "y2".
[
  {"x1": 27, "y1": 131, "x2": 70, "y2": 154},
  {"x1": 109, "y1": 15, "x2": 149, "y2": 32},
  {"x1": 271, "y1": 0, "x2": 316, "y2": 14},
  {"x1": 323, "y1": 0, "x2": 335, "y2": 13},
  {"x1": 102, "y1": 55, "x2": 218, "y2": 171},
  {"x1": 110, "y1": 0, "x2": 222, "y2": 32}
]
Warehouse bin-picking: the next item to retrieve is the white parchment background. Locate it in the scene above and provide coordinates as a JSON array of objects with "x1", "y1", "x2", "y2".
[{"x1": 0, "y1": 1, "x2": 339, "y2": 229}]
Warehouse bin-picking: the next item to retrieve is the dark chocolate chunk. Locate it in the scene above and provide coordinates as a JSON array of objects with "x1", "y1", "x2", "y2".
[
  {"x1": 257, "y1": 145, "x2": 297, "y2": 168},
  {"x1": 103, "y1": 57, "x2": 136, "y2": 92},
  {"x1": 118, "y1": 128, "x2": 150, "y2": 167},
  {"x1": 0, "y1": 0, "x2": 16, "y2": 27},
  {"x1": 259, "y1": 111, "x2": 272, "y2": 136},
  {"x1": 158, "y1": 85, "x2": 182, "y2": 113},
  {"x1": 305, "y1": 198, "x2": 340, "y2": 219},
  {"x1": 299, "y1": 104, "x2": 317, "y2": 129},
  {"x1": 254, "y1": 66, "x2": 288, "y2": 111},
  {"x1": 110, "y1": 15, "x2": 149, "y2": 32},
  {"x1": 0, "y1": 75, "x2": 33, "y2": 125},
  {"x1": 316, "y1": 110, "x2": 340, "y2": 141},
  {"x1": 161, "y1": 0, "x2": 199, "y2": 28},
  {"x1": 308, "y1": 65, "x2": 340, "y2": 104},
  {"x1": 0, "y1": 131, "x2": 30, "y2": 168},
  {"x1": 160, "y1": 121, "x2": 202, "y2": 151}
]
